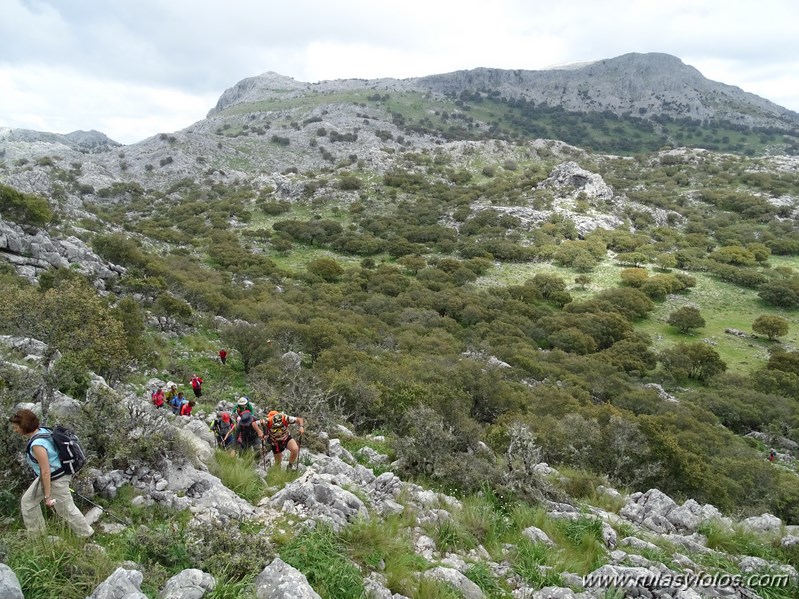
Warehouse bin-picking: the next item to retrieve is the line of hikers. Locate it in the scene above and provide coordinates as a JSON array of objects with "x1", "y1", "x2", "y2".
[
  {"x1": 210, "y1": 397, "x2": 305, "y2": 469},
  {"x1": 150, "y1": 379, "x2": 200, "y2": 415}
]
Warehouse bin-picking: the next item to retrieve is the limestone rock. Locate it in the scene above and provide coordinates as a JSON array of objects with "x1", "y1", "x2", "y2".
[
  {"x1": 88, "y1": 567, "x2": 148, "y2": 599},
  {"x1": 522, "y1": 526, "x2": 555, "y2": 546},
  {"x1": 255, "y1": 557, "x2": 322, "y2": 599},
  {"x1": 423, "y1": 567, "x2": 485, "y2": 599},
  {"x1": 740, "y1": 513, "x2": 783, "y2": 536},
  {"x1": 160, "y1": 569, "x2": 216, "y2": 599},
  {"x1": 0, "y1": 563, "x2": 24, "y2": 599}
]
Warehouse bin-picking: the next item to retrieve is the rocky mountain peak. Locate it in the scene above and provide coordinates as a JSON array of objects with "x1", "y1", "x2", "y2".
[{"x1": 208, "y1": 71, "x2": 309, "y2": 116}]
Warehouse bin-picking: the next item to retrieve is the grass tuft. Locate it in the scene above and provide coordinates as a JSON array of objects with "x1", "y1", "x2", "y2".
[
  {"x1": 280, "y1": 525, "x2": 365, "y2": 599},
  {"x1": 209, "y1": 449, "x2": 267, "y2": 503}
]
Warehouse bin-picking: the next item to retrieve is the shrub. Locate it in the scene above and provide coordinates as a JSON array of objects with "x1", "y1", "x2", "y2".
[
  {"x1": 667, "y1": 307, "x2": 705, "y2": 333},
  {"x1": 0, "y1": 183, "x2": 53, "y2": 227},
  {"x1": 752, "y1": 315, "x2": 789, "y2": 340},
  {"x1": 307, "y1": 257, "x2": 345, "y2": 282},
  {"x1": 338, "y1": 175, "x2": 362, "y2": 190},
  {"x1": 660, "y1": 343, "x2": 727, "y2": 381}
]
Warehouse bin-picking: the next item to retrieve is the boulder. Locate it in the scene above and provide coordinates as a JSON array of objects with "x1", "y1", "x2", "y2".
[
  {"x1": 740, "y1": 513, "x2": 782, "y2": 536},
  {"x1": 88, "y1": 567, "x2": 148, "y2": 599},
  {"x1": 601, "y1": 522, "x2": 617, "y2": 549},
  {"x1": 781, "y1": 535, "x2": 799, "y2": 548},
  {"x1": 161, "y1": 462, "x2": 256, "y2": 523},
  {"x1": 356, "y1": 446, "x2": 390, "y2": 465},
  {"x1": 423, "y1": 567, "x2": 485, "y2": 599},
  {"x1": 160, "y1": 568, "x2": 216, "y2": 599},
  {"x1": 0, "y1": 563, "x2": 24, "y2": 599},
  {"x1": 269, "y1": 471, "x2": 368, "y2": 530},
  {"x1": 328, "y1": 439, "x2": 356, "y2": 463},
  {"x1": 255, "y1": 557, "x2": 321, "y2": 599},
  {"x1": 666, "y1": 499, "x2": 708, "y2": 531},
  {"x1": 522, "y1": 526, "x2": 555, "y2": 546},
  {"x1": 620, "y1": 488, "x2": 677, "y2": 525},
  {"x1": 620, "y1": 537, "x2": 660, "y2": 552}
]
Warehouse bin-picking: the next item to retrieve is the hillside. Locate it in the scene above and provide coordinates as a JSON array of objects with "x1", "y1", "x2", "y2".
[{"x1": 1, "y1": 52, "x2": 799, "y2": 599}]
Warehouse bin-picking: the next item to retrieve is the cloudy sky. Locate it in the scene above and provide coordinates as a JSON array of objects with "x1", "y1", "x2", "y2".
[{"x1": 1, "y1": 0, "x2": 797, "y2": 145}]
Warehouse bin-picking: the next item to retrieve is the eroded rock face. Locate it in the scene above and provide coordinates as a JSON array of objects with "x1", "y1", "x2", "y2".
[
  {"x1": 538, "y1": 161, "x2": 614, "y2": 202},
  {"x1": 0, "y1": 218, "x2": 123, "y2": 287}
]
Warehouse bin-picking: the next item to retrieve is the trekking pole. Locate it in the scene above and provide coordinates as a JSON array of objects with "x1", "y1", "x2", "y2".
[
  {"x1": 70, "y1": 489, "x2": 129, "y2": 525},
  {"x1": 295, "y1": 431, "x2": 304, "y2": 469}
]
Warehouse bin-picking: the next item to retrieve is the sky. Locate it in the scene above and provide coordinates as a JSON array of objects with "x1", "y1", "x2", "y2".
[{"x1": 1, "y1": 0, "x2": 797, "y2": 145}]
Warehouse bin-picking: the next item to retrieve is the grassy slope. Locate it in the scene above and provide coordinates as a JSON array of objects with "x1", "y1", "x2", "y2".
[{"x1": 476, "y1": 257, "x2": 799, "y2": 374}]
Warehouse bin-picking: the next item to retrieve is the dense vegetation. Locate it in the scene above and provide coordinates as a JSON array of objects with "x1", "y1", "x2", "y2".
[{"x1": 3, "y1": 142, "x2": 798, "y2": 527}]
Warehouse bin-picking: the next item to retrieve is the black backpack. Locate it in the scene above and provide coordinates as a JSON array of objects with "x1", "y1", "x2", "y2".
[{"x1": 26, "y1": 425, "x2": 87, "y2": 479}]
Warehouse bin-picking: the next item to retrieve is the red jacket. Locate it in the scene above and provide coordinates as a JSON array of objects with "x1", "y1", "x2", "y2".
[
  {"x1": 190, "y1": 377, "x2": 203, "y2": 390},
  {"x1": 180, "y1": 403, "x2": 193, "y2": 416}
]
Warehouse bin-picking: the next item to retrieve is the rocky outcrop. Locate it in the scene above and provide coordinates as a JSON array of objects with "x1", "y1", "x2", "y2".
[
  {"x1": 538, "y1": 162, "x2": 614, "y2": 203},
  {"x1": 619, "y1": 489, "x2": 728, "y2": 534},
  {"x1": 0, "y1": 218, "x2": 123, "y2": 288}
]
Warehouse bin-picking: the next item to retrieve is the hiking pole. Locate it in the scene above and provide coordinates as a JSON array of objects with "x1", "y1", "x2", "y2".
[
  {"x1": 294, "y1": 431, "x2": 304, "y2": 470},
  {"x1": 70, "y1": 489, "x2": 129, "y2": 525}
]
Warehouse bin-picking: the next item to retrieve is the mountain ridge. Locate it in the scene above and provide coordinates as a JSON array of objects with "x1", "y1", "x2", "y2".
[{"x1": 209, "y1": 52, "x2": 799, "y2": 132}]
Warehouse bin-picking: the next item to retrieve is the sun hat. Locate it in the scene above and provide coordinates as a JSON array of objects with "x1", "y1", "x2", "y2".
[
  {"x1": 237, "y1": 397, "x2": 249, "y2": 406},
  {"x1": 239, "y1": 410, "x2": 253, "y2": 426}
]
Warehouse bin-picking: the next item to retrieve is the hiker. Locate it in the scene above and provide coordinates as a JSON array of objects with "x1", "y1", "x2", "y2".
[
  {"x1": 170, "y1": 391, "x2": 186, "y2": 414},
  {"x1": 218, "y1": 349, "x2": 227, "y2": 365},
  {"x1": 210, "y1": 412, "x2": 234, "y2": 448},
  {"x1": 180, "y1": 400, "x2": 196, "y2": 416},
  {"x1": 235, "y1": 396, "x2": 255, "y2": 419},
  {"x1": 164, "y1": 382, "x2": 178, "y2": 406},
  {"x1": 258, "y1": 410, "x2": 305, "y2": 469},
  {"x1": 224, "y1": 410, "x2": 262, "y2": 453},
  {"x1": 769, "y1": 449, "x2": 777, "y2": 462},
  {"x1": 10, "y1": 409, "x2": 94, "y2": 538},
  {"x1": 190, "y1": 374, "x2": 203, "y2": 398},
  {"x1": 151, "y1": 385, "x2": 165, "y2": 408}
]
